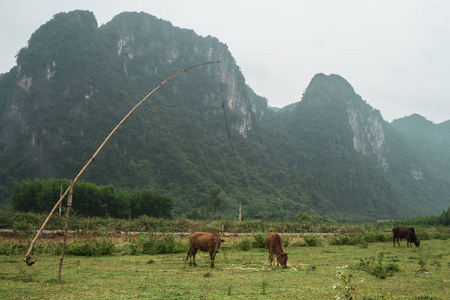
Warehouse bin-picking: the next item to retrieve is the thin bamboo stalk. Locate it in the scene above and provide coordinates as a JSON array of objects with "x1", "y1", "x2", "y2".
[{"x1": 24, "y1": 61, "x2": 220, "y2": 265}]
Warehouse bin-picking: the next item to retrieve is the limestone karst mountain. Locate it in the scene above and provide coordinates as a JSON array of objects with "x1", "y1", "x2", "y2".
[{"x1": 0, "y1": 10, "x2": 449, "y2": 221}]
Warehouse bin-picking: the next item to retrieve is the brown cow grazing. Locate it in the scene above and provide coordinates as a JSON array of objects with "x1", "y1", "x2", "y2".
[
  {"x1": 266, "y1": 232, "x2": 288, "y2": 268},
  {"x1": 186, "y1": 232, "x2": 225, "y2": 268},
  {"x1": 392, "y1": 226, "x2": 420, "y2": 247}
]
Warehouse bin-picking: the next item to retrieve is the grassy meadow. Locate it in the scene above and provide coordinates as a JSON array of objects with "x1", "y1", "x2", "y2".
[{"x1": 0, "y1": 235, "x2": 449, "y2": 299}]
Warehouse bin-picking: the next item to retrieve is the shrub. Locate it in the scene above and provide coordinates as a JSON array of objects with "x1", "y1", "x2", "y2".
[
  {"x1": 33, "y1": 241, "x2": 59, "y2": 254},
  {"x1": 58, "y1": 240, "x2": 96, "y2": 256},
  {"x1": 303, "y1": 234, "x2": 322, "y2": 247},
  {"x1": 289, "y1": 237, "x2": 306, "y2": 247},
  {"x1": 358, "y1": 252, "x2": 400, "y2": 279},
  {"x1": 121, "y1": 241, "x2": 140, "y2": 255},
  {"x1": 139, "y1": 234, "x2": 158, "y2": 255},
  {"x1": 0, "y1": 238, "x2": 26, "y2": 255},
  {"x1": 329, "y1": 234, "x2": 352, "y2": 245},
  {"x1": 94, "y1": 238, "x2": 115, "y2": 255},
  {"x1": 252, "y1": 232, "x2": 266, "y2": 248},
  {"x1": 362, "y1": 231, "x2": 390, "y2": 243},
  {"x1": 282, "y1": 235, "x2": 291, "y2": 248},
  {"x1": 239, "y1": 237, "x2": 251, "y2": 251},
  {"x1": 54, "y1": 237, "x2": 115, "y2": 256},
  {"x1": 418, "y1": 231, "x2": 431, "y2": 241},
  {"x1": 156, "y1": 234, "x2": 185, "y2": 254},
  {"x1": 334, "y1": 270, "x2": 358, "y2": 300},
  {"x1": 122, "y1": 234, "x2": 185, "y2": 255}
]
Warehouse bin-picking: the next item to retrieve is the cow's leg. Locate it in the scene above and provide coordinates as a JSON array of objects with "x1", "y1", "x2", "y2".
[
  {"x1": 210, "y1": 251, "x2": 216, "y2": 268},
  {"x1": 187, "y1": 246, "x2": 196, "y2": 265},
  {"x1": 393, "y1": 236, "x2": 395, "y2": 247},
  {"x1": 192, "y1": 248, "x2": 198, "y2": 266},
  {"x1": 186, "y1": 249, "x2": 191, "y2": 265},
  {"x1": 268, "y1": 248, "x2": 274, "y2": 267},
  {"x1": 397, "y1": 237, "x2": 401, "y2": 247}
]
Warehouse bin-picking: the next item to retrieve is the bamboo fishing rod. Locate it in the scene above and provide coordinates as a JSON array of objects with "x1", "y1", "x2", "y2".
[{"x1": 24, "y1": 60, "x2": 221, "y2": 265}]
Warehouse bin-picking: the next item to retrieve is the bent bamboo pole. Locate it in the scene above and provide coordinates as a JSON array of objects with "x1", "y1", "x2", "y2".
[{"x1": 24, "y1": 61, "x2": 220, "y2": 265}]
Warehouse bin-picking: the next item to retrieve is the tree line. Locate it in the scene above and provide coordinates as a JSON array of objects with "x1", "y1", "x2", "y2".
[
  {"x1": 11, "y1": 179, "x2": 173, "y2": 219},
  {"x1": 395, "y1": 206, "x2": 450, "y2": 227}
]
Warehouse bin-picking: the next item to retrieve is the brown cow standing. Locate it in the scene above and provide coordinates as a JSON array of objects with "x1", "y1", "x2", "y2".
[
  {"x1": 266, "y1": 232, "x2": 288, "y2": 268},
  {"x1": 186, "y1": 232, "x2": 224, "y2": 268},
  {"x1": 392, "y1": 226, "x2": 420, "y2": 247}
]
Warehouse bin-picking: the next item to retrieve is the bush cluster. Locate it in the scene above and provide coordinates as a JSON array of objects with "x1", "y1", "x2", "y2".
[
  {"x1": 55, "y1": 237, "x2": 115, "y2": 256},
  {"x1": 303, "y1": 234, "x2": 323, "y2": 247},
  {"x1": 328, "y1": 231, "x2": 390, "y2": 246},
  {"x1": 358, "y1": 252, "x2": 400, "y2": 279},
  {"x1": 121, "y1": 234, "x2": 186, "y2": 255}
]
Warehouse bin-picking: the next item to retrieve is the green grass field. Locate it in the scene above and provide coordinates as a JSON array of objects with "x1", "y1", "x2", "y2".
[{"x1": 1, "y1": 238, "x2": 449, "y2": 299}]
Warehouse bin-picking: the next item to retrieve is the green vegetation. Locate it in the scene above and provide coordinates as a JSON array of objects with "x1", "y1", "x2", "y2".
[
  {"x1": 0, "y1": 211, "x2": 448, "y2": 298},
  {"x1": 10, "y1": 179, "x2": 172, "y2": 218},
  {"x1": 1, "y1": 210, "x2": 450, "y2": 238},
  {"x1": 358, "y1": 252, "x2": 401, "y2": 279},
  {"x1": 8, "y1": 178, "x2": 450, "y2": 229}
]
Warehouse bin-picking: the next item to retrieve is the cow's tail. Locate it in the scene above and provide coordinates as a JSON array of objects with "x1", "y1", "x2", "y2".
[{"x1": 185, "y1": 250, "x2": 190, "y2": 261}]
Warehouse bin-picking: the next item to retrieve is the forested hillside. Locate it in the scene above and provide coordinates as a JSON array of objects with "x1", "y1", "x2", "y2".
[{"x1": 0, "y1": 10, "x2": 448, "y2": 222}]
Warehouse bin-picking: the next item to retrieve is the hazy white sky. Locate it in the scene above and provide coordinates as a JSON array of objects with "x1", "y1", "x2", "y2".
[{"x1": 1, "y1": 0, "x2": 449, "y2": 123}]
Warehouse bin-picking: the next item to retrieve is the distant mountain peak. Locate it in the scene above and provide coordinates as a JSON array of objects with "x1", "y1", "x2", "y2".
[
  {"x1": 300, "y1": 73, "x2": 389, "y2": 170},
  {"x1": 305, "y1": 73, "x2": 356, "y2": 100}
]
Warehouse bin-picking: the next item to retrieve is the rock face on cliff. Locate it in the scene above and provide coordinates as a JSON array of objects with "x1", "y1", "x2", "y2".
[
  {"x1": 302, "y1": 74, "x2": 389, "y2": 170},
  {"x1": 0, "y1": 10, "x2": 449, "y2": 220}
]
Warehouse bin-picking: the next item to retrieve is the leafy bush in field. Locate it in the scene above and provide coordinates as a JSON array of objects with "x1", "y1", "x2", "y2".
[
  {"x1": 303, "y1": 234, "x2": 323, "y2": 247},
  {"x1": 329, "y1": 233, "x2": 354, "y2": 245},
  {"x1": 239, "y1": 237, "x2": 251, "y2": 251},
  {"x1": 431, "y1": 228, "x2": 449, "y2": 240},
  {"x1": 358, "y1": 252, "x2": 400, "y2": 279},
  {"x1": 417, "y1": 230, "x2": 431, "y2": 240},
  {"x1": 122, "y1": 234, "x2": 186, "y2": 255},
  {"x1": 0, "y1": 211, "x2": 44, "y2": 232},
  {"x1": 329, "y1": 233, "x2": 370, "y2": 248},
  {"x1": 156, "y1": 234, "x2": 185, "y2": 254},
  {"x1": 121, "y1": 241, "x2": 139, "y2": 255},
  {"x1": 0, "y1": 238, "x2": 27, "y2": 255},
  {"x1": 252, "y1": 232, "x2": 266, "y2": 248},
  {"x1": 334, "y1": 269, "x2": 358, "y2": 300},
  {"x1": 289, "y1": 237, "x2": 306, "y2": 247},
  {"x1": 55, "y1": 237, "x2": 115, "y2": 256},
  {"x1": 282, "y1": 235, "x2": 291, "y2": 247},
  {"x1": 361, "y1": 230, "x2": 390, "y2": 243},
  {"x1": 32, "y1": 241, "x2": 59, "y2": 254}
]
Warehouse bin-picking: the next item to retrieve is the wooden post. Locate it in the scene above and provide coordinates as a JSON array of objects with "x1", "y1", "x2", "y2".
[
  {"x1": 58, "y1": 179, "x2": 73, "y2": 281},
  {"x1": 239, "y1": 200, "x2": 241, "y2": 222},
  {"x1": 59, "y1": 179, "x2": 63, "y2": 217}
]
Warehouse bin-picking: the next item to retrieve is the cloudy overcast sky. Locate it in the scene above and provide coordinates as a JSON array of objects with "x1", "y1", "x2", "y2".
[{"x1": 1, "y1": 0, "x2": 449, "y2": 123}]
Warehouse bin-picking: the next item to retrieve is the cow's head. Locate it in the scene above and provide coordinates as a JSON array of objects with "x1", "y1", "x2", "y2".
[
  {"x1": 211, "y1": 236, "x2": 225, "y2": 253},
  {"x1": 414, "y1": 239, "x2": 420, "y2": 247},
  {"x1": 276, "y1": 252, "x2": 288, "y2": 268}
]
